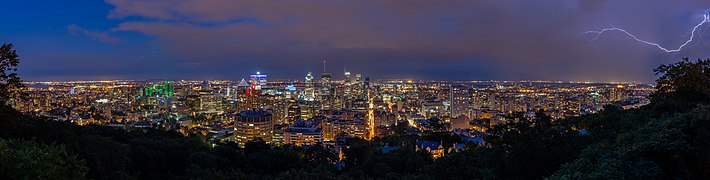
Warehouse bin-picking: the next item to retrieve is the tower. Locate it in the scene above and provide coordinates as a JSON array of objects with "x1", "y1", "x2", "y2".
[
  {"x1": 304, "y1": 72, "x2": 315, "y2": 101},
  {"x1": 249, "y1": 71, "x2": 267, "y2": 90},
  {"x1": 343, "y1": 66, "x2": 353, "y2": 109},
  {"x1": 321, "y1": 58, "x2": 333, "y2": 109}
]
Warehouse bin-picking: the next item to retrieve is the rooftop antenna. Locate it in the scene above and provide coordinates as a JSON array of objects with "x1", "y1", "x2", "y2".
[{"x1": 323, "y1": 57, "x2": 326, "y2": 72}]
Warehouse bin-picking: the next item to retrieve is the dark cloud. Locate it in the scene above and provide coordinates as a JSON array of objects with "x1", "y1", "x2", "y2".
[
  {"x1": 95, "y1": 0, "x2": 710, "y2": 81},
  {"x1": 67, "y1": 24, "x2": 121, "y2": 43}
]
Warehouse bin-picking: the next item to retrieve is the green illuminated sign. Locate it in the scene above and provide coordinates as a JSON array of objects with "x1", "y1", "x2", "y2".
[{"x1": 145, "y1": 81, "x2": 174, "y2": 97}]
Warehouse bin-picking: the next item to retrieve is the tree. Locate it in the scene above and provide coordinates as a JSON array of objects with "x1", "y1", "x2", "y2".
[
  {"x1": 652, "y1": 57, "x2": 710, "y2": 102},
  {"x1": 0, "y1": 138, "x2": 88, "y2": 179},
  {"x1": 0, "y1": 43, "x2": 23, "y2": 104}
]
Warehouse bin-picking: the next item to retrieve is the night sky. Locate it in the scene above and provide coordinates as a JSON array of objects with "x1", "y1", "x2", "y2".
[{"x1": 3, "y1": 0, "x2": 710, "y2": 82}]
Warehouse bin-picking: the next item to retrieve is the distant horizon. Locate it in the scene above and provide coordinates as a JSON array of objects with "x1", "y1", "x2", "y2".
[{"x1": 21, "y1": 78, "x2": 656, "y2": 84}]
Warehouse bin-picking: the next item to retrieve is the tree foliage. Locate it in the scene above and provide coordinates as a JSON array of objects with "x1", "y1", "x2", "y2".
[
  {"x1": 0, "y1": 138, "x2": 87, "y2": 179},
  {"x1": 0, "y1": 43, "x2": 24, "y2": 103},
  {"x1": 652, "y1": 57, "x2": 710, "y2": 103},
  {"x1": 649, "y1": 58, "x2": 710, "y2": 116}
]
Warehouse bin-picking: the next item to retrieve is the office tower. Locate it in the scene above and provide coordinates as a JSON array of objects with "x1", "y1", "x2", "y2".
[
  {"x1": 450, "y1": 85, "x2": 472, "y2": 118},
  {"x1": 362, "y1": 77, "x2": 370, "y2": 100},
  {"x1": 196, "y1": 90, "x2": 222, "y2": 113},
  {"x1": 304, "y1": 72, "x2": 315, "y2": 101},
  {"x1": 249, "y1": 71, "x2": 267, "y2": 90},
  {"x1": 344, "y1": 71, "x2": 351, "y2": 84},
  {"x1": 344, "y1": 70, "x2": 352, "y2": 97},
  {"x1": 321, "y1": 72, "x2": 332, "y2": 109},
  {"x1": 285, "y1": 99, "x2": 301, "y2": 124},
  {"x1": 235, "y1": 78, "x2": 258, "y2": 111}
]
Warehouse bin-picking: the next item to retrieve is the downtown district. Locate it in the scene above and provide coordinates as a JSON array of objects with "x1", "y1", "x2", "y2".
[{"x1": 13, "y1": 70, "x2": 653, "y2": 158}]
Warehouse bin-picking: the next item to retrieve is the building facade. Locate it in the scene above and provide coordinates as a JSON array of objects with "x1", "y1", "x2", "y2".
[
  {"x1": 322, "y1": 118, "x2": 367, "y2": 141},
  {"x1": 283, "y1": 119, "x2": 323, "y2": 146},
  {"x1": 234, "y1": 109, "x2": 274, "y2": 147}
]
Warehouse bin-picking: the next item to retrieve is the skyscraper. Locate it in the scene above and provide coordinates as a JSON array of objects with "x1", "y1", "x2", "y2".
[
  {"x1": 320, "y1": 72, "x2": 332, "y2": 109},
  {"x1": 343, "y1": 70, "x2": 353, "y2": 109},
  {"x1": 320, "y1": 59, "x2": 333, "y2": 109},
  {"x1": 304, "y1": 72, "x2": 315, "y2": 101},
  {"x1": 249, "y1": 71, "x2": 267, "y2": 90},
  {"x1": 235, "y1": 79, "x2": 255, "y2": 111}
]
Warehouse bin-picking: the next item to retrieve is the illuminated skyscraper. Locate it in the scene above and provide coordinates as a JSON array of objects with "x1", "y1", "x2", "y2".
[
  {"x1": 249, "y1": 71, "x2": 267, "y2": 90},
  {"x1": 344, "y1": 71, "x2": 352, "y2": 85},
  {"x1": 235, "y1": 79, "x2": 256, "y2": 111},
  {"x1": 353, "y1": 73, "x2": 363, "y2": 98},
  {"x1": 304, "y1": 72, "x2": 315, "y2": 101},
  {"x1": 343, "y1": 70, "x2": 353, "y2": 109}
]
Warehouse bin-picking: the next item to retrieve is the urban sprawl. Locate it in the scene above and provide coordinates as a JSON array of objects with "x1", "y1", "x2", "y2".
[{"x1": 13, "y1": 70, "x2": 653, "y2": 158}]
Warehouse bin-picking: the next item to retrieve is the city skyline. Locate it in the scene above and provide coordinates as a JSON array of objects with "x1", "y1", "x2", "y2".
[
  {"x1": 2, "y1": 1, "x2": 709, "y2": 179},
  {"x1": 3, "y1": 0, "x2": 710, "y2": 81}
]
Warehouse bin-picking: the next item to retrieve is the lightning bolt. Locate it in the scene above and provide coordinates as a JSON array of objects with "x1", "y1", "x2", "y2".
[{"x1": 585, "y1": 14, "x2": 710, "y2": 53}]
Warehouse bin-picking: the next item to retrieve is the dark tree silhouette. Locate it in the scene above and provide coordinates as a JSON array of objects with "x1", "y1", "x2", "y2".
[
  {"x1": 653, "y1": 57, "x2": 710, "y2": 102},
  {"x1": 0, "y1": 43, "x2": 23, "y2": 103}
]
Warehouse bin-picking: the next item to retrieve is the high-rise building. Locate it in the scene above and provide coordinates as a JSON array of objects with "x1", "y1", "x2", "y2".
[
  {"x1": 201, "y1": 90, "x2": 223, "y2": 113},
  {"x1": 185, "y1": 89, "x2": 223, "y2": 113},
  {"x1": 249, "y1": 72, "x2": 267, "y2": 90},
  {"x1": 186, "y1": 95, "x2": 200, "y2": 112},
  {"x1": 285, "y1": 99, "x2": 301, "y2": 124},
  {"x1": 235, "y1": 79, "x2": 257, "y2": 111},
  {"x1": 303, "y1": 72, "x2": 315, "y2": 101},
  {"x1": 234, "y1": 109, "x2": 274, "y2": 147},
  {"x1": 450, "y1": 85, "x2": 472, "y2": 118},
  {"x1": 321, "y1": 72, "x2": 332, "y2": 109},
  {"x1": 322, "y1": 118, "x2": 367, "y2": 141},
  {"x1": 343, "y1": 71, "x2": 353, "y2": 109},
  {"x1": 283, "y1": 119, "x2": 323, "y2": 146},
  {"x1": 344, "y1": 71, "x2": 351, "y2": 84},
  {"x1": 362, "y1": 77, "x2": 370, "y2": 100}
]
